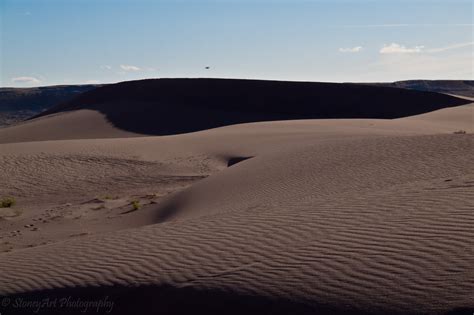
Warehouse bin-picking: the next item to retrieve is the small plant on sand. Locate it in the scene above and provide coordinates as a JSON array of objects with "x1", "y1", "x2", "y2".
[
  {"x1": 453, "y1": 130, "x2": 467, "y2": 134},
  {"x1": 103, "y1": 195, "x2": 118, "y2": 200},
  {"x1": 131, "y1": 200, "x2": 141, "y2": 211},
  {"x1": 0, "y1": 197, "x2": 16, "y2": 208}
]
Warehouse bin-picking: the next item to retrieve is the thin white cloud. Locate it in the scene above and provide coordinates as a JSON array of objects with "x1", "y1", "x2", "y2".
[
  {"x1": 380, "y1": 41, "x2": 474, "y2": 55},
  {"x1": 339, "y1": 46, "x2": 363, "y2": 53},
  {"x1": 380, "y1": 43, "x2": 424, "y2": 54},
  {"x1": 426, "y1": 41, "x2": 474, "y2": 53},
  {"x1": 338, "y1": 24, "x2": 474, "y2": 28},
  {"x1": 100, "y1": 65, "x2": 112, "y2": 70},
  {"x1": 11, "y1": 76, "x2": 41, "y2": 84},
  {"x1": 24, "y1": 11, "x2": 32, "y2": 16},
  {"x1": 120, "y1": 64, "x2": 141, "y2": 71},
  {"x1": 85, "y1": 80, "x2": 101, "y2": 84}
]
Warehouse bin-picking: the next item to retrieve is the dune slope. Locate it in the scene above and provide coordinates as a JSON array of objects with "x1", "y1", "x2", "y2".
[{"x1": 0, "y1": 133, "x2": 472, "y2": 315}]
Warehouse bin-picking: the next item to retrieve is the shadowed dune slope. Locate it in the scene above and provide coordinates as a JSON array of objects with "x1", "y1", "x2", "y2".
[
  {"x1": 0, "y1": 78, "x2": 469, "y2": 144},
  {"x1": 31, "y1": 78, "x2": 469, "y2": 135}
]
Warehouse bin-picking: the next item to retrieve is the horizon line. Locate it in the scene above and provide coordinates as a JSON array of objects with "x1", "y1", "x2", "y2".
[{"x1": 2, "y1": 77, "x2": 473, "y2": 89}]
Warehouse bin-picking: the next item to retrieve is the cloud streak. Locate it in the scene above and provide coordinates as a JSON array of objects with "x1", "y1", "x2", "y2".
[
  {"x1": 380, "y1": 43, "x2": 424, "y2": 54},
  {"x1": 11, "y1": 76, "x2": 41, "y2": 84},
  {"x1": 338, "y1": 46, "x2": 363, "y2": 53},
  {"x1": 380, "y1": 42, "x2": 474, "y2": 54},
  {"x1": 120, "y1": 64, "x2": 141, "y2": 71}
]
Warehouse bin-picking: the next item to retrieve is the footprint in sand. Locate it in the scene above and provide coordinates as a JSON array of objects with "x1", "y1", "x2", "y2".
[
  {"x1": 8, "y1": 230, "x2": 21, "y2": 238},
  {"x1": 0, "y1": 241, "x2": 13, "y2": 253}
]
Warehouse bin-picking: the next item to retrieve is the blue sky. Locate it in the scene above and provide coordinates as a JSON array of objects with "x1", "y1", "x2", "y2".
[{"x1": 1, "y1": 0, "x2": 472, "y2": 87}]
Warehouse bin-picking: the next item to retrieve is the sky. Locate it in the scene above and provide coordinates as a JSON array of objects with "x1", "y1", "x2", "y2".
[{"x1": 1, "y1": 0, "x2": 473, "y2": 87}]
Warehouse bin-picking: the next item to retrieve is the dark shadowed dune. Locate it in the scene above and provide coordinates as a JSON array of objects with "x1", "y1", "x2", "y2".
[{"x1": 33, "y1": 78, "x2": 469, "y2": 136}]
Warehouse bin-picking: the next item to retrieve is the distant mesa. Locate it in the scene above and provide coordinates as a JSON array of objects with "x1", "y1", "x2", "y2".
[
  {"x1": 0, "y1": 84, "x2": 101, "y2": 127},
  {"x1": 369, "y1": 80, "x2": 474, "y2": 98}
]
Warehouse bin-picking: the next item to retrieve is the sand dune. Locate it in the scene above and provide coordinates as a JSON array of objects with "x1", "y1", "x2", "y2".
[
  {"x1": 0, "y1": 80, "x2": 472, "y2": 314},
  {"x1": 0, "y1": 78, "x2": 468, "y2": 144},
  {"x1": 0, "y1": 133, "x2": 472, "y2": 314},
  {"x1": 0, "y1": 109, "x2": 141, "y2": 144}
]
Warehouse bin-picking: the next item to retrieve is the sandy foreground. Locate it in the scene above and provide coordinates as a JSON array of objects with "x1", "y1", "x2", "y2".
[{"x1": 0, "y1": 100, "x2": 473, "y2": 314}]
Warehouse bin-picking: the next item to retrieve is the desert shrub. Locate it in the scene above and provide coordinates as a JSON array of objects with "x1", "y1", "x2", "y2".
[
  {"x1": 0, "y1": 197, "x2": 16, "y2": 208},
  {"x1": 131, "y1": 200, "x2": 141, "y2": 211},
  {"x1": 453, "y1": 130, "x2": 467, "y2": 134}
]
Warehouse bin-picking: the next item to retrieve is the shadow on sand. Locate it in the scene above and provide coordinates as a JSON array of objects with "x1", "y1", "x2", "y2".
[{"x1": 2, "y1": 284, "x2": 473, "y2": 315}]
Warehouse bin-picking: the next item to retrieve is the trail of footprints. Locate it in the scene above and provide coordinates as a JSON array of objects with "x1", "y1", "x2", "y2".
[{"x1": 0, "y1": 191, "x2": 170, "y2": 252}]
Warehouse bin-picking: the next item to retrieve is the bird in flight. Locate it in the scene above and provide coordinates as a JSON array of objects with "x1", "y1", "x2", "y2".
[{"x1": 205, "y1": 66, "x2": 210, "y2": 70}]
